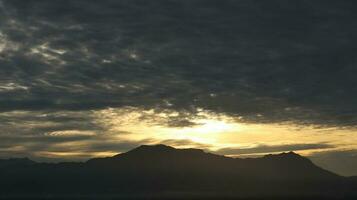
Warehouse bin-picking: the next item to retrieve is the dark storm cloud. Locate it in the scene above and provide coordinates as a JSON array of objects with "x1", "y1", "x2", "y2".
[
  {"x1": 215, "y1": 143, "x2": 334, "y2": 155},
  {"x1": 1, "y1": 0, "x2": 357, "y2": 127}
]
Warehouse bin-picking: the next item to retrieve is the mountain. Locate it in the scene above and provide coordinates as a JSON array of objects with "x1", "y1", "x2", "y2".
[
  {"x1": 0, "y1": 158, "x2": 35, "y2": 169},
  {"x1": 0, "y1": 145, "x2": 356, "y2": 199}
]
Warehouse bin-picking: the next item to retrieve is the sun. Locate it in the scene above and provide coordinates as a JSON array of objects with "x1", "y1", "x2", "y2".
[
  {"x1": 166, "y1": 118, "x2": 238, "y2": 145},
  {"x1": 187, "y1": 119, "x2": 234, "y2": 134}
]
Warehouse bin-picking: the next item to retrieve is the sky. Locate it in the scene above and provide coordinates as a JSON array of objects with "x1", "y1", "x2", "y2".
[{"x1": 0, "y1": 0, "x2": 357, "y2": 176}]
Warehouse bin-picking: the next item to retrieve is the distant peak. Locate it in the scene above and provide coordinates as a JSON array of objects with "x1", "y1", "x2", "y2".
[
  {"x1": 124, "y1": 144, "x2": 176, "y2": 155},
  {"x1": 286, "y1": 151, "x2": 299, "y2": 155},
  {"x1": 264, "y1": 151, "x2": 304, "y2": 159},
  {"x1": 118, "y1": 144, "x2": 210, "y2": 158},
  {"x1": 135, "y1": 144, "x2": 176, "y2": 151},
  {"x1": 0, "y1": 157, "x2": 36, "y2": 165},
  {"x1": 285, "y1": 151, "x2": 302, "y2": 156}
]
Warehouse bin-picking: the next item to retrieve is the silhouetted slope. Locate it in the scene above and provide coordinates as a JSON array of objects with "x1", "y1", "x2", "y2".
[
  {"x1": 0, "y1": 145, "x2": 356, "y2": 198},
  {"x1": 0, "y1": 158, "x2": 35, "y2": 169},
  {"x1": 256, "y1": 152, "x2": 340, "y2": 181},
  {"x1": 87, "y1": 145, "x2": 339, "y2": 181}
]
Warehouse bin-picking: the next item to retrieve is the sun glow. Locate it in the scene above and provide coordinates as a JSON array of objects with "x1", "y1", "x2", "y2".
[
  {"x1": 8, "y1": 107, "x2": 356, "y2": 162},
  {"x1": 186, "y1": 119, "x2": 234, "y2": 133},
  {"x1": 90, "y1": 107, "x2": 357, "y2": 158}
]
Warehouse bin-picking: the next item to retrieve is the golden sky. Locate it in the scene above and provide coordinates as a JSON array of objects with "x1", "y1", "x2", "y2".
[{"x1": 29, "y1": 107, "x2": 356, "y2": 162}]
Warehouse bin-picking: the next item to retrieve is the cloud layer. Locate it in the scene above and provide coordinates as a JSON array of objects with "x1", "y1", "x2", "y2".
[{"x1": 0, "y1": 0, "x2": 357, "y2": 126}]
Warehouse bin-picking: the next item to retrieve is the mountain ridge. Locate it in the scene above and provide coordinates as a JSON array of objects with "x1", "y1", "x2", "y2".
[{"x1": 0, "y1": 144, "x2": 356, "y2": 199}]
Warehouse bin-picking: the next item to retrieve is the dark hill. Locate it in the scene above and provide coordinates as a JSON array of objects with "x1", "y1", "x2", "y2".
[{"x1": 0, "y1": 145, "x2": 356, "y2": 199}]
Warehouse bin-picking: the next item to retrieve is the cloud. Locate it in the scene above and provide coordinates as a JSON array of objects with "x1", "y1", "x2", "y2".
[
  {"x1": 0, "y1": 138, "x2": 153, "y2": 162},
  {"x1": 0, "y1": 0, "x2": 356, "y2": 128},
  {"x1": 215, "y1": 143, "x2": 334, "y2": 155},
  {"x1": 0, "y1": 110, "x2": 102, "y2": 156}
]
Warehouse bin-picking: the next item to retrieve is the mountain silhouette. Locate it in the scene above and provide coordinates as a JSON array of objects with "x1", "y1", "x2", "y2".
[{"x1": 0, "y1": 145, "x2": 356, "y2": 199}]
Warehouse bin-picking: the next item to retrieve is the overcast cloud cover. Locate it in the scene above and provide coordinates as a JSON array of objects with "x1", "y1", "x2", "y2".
[
  {"x1": 1, "y1": 0, "x2": 357, "y2": 125},
  {"x1": 0, "y1": 0, "x2": 357, "y2": 175}
]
